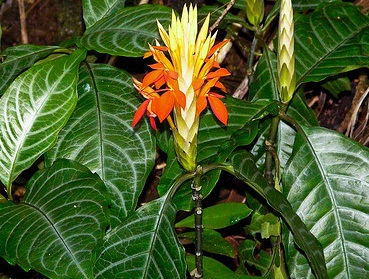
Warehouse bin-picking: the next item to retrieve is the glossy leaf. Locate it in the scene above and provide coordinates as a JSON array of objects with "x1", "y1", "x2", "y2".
[
  {"x1": 230, "y1": 150, "x2": 328, "y2": 279},
  {"x1": 249, "y1": 47, "x2": 278, "y2": 101},
  {"x1": 0, "y1": 159, "x2": 109, "y2": 279},
  {"x1": 78, "y1": 5, "x2": 172, "y2": 57},
  {"x1": 295, "y1": 2, "x2": 369, "y2": 84},
  {"x1": 179, "y1": 228, "x2": 235, "y2": 258},
  {"x1": 283, "y1": 126, "x2": 369, "y2": 278},
  {"x1": 82, "y1": 0, "x2": 126, "y2": 29},
  {"x1": 45, "y1": 63, "x2": 156, "y2": 226},
  {"x1": 0, "y1": 45, "x2": 62, "y2": 96},
  {"x1": 0, "y1": 49, "x2": 86, "y2": 194},
  {"x1": 94, "y1": 193, "x2": 186, "y2": 279},
  {"x1": 176, "y1": 202, "x2": 252, "y2": 229},
  {"x1": 238, "y1": 239, "x2": 272, "y2": 276},
  {"x1": 321, "y1": 76, "x2": 351, "y2": 97},
  {"x1": 187, "y1": 255, "x2": 257, "y2": 279}
]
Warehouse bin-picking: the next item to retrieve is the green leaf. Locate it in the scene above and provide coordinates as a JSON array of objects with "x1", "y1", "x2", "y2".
[
  {"x1": 238, "y1": 239, "x2": 272, "y2": 276},
  {"x1": 82, "y1": 0, "x2": 126, "y2": 29},
  {"x1": 178, "y1": 228, "x2": 235, "y2": 258},
  {"x1": 0, "y1": 49, "x2": 86, "y2": 194},
  {"x1": 198, "y1": 6, "x2": 245, "y2": 29},
  {"x1": 0, "y1": 45, "x2": 61, "y2": 96},
  {"x1": 246, "y1": 211, "x2": 280, "y2": 239},
  {"x1": 295, "y1": 2, "x2": 369, "y2": 84},
  {"x1": 0, "y1": 159, "x2": 109, "y2": 279},
  {"x1": 283, "y1": 126, "x2": 369, "y2": 278},
  {"x1": 45, "y1": 63, "x2": 156, "y2": 226},
  {"x1": 78, "y1": 5, "x2": 172, "y2": 57},
  {"x1": 230, "y1": 150, "x2": 328, "y2": 279},
  {"x1": 187, "y1": 255, "x2": 257, "y2": 279},
  {"x1": 249, "y1": 47, "x2": 278, "y2": 101},
  {"x1": 321, "y1": 76, "x2": 351, "y2": 97},
  {"x1": 94, "y1": 193, "x2": 186, "y2": 279},
  {"x1": 176, "y1": 202, "x2": 252, "y2": 229}
]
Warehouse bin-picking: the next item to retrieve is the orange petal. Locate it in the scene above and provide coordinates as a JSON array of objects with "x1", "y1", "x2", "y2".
[
  {"x1": 173, "y1": 89, "x2": 186, "y2": 108},
  {"x1": 215, "y1": 81, "x2": 227, "y2": 92},
  {"x1": 132, "y1": 99, "x2": 150, "y2": 128},
  {"x1": 208, "y1": 40, "x2": 230, "y2": 58},
  {"x1": 153, "y1": 91, "x2": 175, "y2": 122},
  {"x1": 196, "y1": 95, "x2": 208, "y2": 116},
  {"x1": 149, "y1": 115, "x2": 157, "y2": 130},
  {"x1": 143, "y1": 51, "x2": 153, "y2": 59},
  {"x1": 206, "y1": 68, "x2": 231, "y2": 79},
  {"x1": 208, "y1": 94, "x2": 228, "y2": 125},
  {"x1": 192, "y1": 78, "x2": 205, "y2": 91},
  {"x1": 142, "y1": 70, "x2": 163, "y2": 88},
  {"x1": 152, "y1": 45, "x2": 168, "y2": 52}
]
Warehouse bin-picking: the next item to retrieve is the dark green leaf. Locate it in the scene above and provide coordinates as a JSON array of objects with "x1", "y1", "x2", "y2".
[
  {"x1": 179, "y1": 228, "x2": 235, "y2": 258},
  {"x1": 82, "y1": 0, "x2": 126, "y2": 29},
  {"x1": 45, "y1": 63, "x2": 156, "y2": 226},
  {"x1": 230, "y1": 150, "x2": 328, "y2": 279},
  {"x1": 0, "y1": 159, "x2": 109, "y2": 279},
  {"x1": 94, "y1": 194, "x2": 186, "y2": 279},
  {"x1": 295, "y1": 2, "x2": 369, "y2": 84},
  {"x1": 187, "y1": 255, "x2": 257, "y2": 279},
  {"x1": 176, "y1": 202, "x2": 252, "y2": 229},
  {"x1": 246, "y1": 211, "x2": 280, "y2": 239},
  {"x1": 78, "y1": 5, "x2": 172, "y2": 57},
  {"x1": 283, "y1": 126, "x2": 369, "y2": 278},
  {"x1": 321, "y1": 76, "x2": 351, "y2": 97},
  {"x1": 238, "y1": 239, "x2": 272, "y2": 276},
  {"x1": 0, "y1": 45, "x2": 62, "y2": 96},
  {"x1": 0, "y1": 49, "x2": 86, "y2": 194},
  {"x1": 198, "y1": 6, "x2": 245, "y2": 29},
  {"x1": 249, "y1": 47, "x2": 278, "y2": 101}
]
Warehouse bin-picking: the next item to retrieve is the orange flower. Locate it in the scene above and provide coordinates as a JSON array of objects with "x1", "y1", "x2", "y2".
[{"x1": 132, "y1": 4, "x2": 230, "y2": 171}]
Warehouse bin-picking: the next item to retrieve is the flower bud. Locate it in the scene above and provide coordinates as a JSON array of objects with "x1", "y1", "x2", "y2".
[
  {"x1": 246, "y1": 0, "x2": 265, "y2": 27},
  {"x1": 277, "y1": 0, "x2": 296, "y2": 103}
]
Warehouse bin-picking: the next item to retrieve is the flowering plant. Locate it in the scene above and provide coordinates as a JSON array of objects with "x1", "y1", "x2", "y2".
[{"x1": 0, "y1": 1, "x2": 368, "y2": 278}]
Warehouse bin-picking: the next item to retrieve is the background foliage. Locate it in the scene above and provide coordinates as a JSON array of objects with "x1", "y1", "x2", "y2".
[{"x1": 0, "y1": 0, "x2": 368, "y2": 278}]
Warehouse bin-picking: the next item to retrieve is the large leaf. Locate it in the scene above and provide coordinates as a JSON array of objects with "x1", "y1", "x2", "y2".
[
  {"x1": 295, "y1": 2, "x2": 369, "y2": 84},
  {"x1": 283, "y1": 126, "x2": 369, "y2": 278},
  {"x1": 94, "y1": 193, "x2": 186, "y2": 279},
  {"x1": 0, "y1": 45, "x2": 61, "y2": 95},
  {"x1": 0, "y1": 159, "x2": 109, "y2": 279},
  {"x1": 78, "y1": 5, "x2": 172, "y2": 57},
  {"x1": 82, "y1": 0, "x2": 126, "y2": 29},
  {"x1": 230, "y1": 150, "x2": 328, "y2": 279},
  {"x1": 0, "y1": 49, "x2": 86, "y2": 194},
  {"x1": 45, "y1": 63, "x2": 156, "y2": 226}
]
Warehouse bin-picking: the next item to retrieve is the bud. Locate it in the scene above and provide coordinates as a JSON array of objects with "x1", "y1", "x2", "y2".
[
  {"x1": 277, "y1": 0, "x2": 296, "y2": 103},
  {"x1": 246, "y1": 0, "x2": 265, "y2": 27}
]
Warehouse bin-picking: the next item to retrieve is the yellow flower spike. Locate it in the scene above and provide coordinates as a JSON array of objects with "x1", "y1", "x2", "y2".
[
  {"x1": 277, "y1": 0, "x2": 296, "y2": 104},
  {"x1": 132, "y1": 4, "x2": 230, "y2": 172},
  {"x1": 246, "y1": 0, "x2": 265, "y2": 27}
]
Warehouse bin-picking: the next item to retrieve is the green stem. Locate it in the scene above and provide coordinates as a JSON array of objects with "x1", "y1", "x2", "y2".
[
  {"x1": 264, "y1": 115, "x2": 280, "y2": 186},
  {"x1": 190, "y1": 165, "x2": 204, "y2": 279},
  {"x1": 247, "y1": 36, "x2": 259, "y2": 85}
]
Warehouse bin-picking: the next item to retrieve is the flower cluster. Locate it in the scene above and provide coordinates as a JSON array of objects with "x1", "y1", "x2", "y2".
[{"x1": 132, "y1": 5, "x2": 230, "y2": 171}]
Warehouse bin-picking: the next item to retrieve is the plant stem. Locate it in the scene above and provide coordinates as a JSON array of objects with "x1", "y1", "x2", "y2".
[
  {"x1": 247, "y1": 36, "x2": 259, "y2": 85},
  {"x1": 190, "y1": 165, "x2": 204, "y2": 279}
]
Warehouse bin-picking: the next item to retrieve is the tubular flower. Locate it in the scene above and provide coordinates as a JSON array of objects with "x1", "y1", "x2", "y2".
[
  {"x1": 132, "y1": 4, "x2": 230, "y2": 172},
  {"x1": 277, "y1": 0, "x2": 296, "y2": 103}
]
